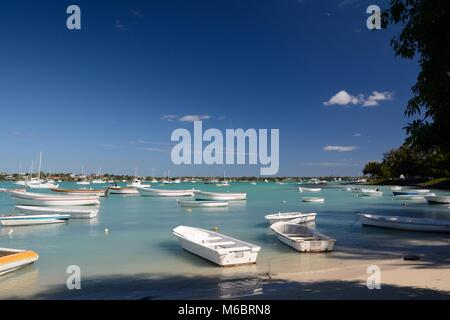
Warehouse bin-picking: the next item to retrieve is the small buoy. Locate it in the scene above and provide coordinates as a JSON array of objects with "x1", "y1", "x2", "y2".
[
  {"x1": 212, "y1": 226, "x2": 219, "y2": 231},
  {"x1": 104, "y1": 228, "x2": 109, "y2": 234}
]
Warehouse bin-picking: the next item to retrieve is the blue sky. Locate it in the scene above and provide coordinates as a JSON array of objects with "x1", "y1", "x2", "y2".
[{"x1": 0, "y1": 0, "x2": 419, "y2": 176}]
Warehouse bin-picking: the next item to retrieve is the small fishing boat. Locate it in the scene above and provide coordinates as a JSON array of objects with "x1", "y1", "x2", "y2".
[
  {"x1": 176, "y1": 200, "x2": 229, "y2": 207},
  {"x1": 302, "y1": 197, "x2": 325, "y2": 203},
  {"x1": 194, "y1": 190, "x2": 246, "y2": 201},
  {"x1": 51, "y1": 188, "x2": 108, "y2": 197},
  {"x1": 126, "y1": 179, "x2": 150, "y2": 188},
  {"x1": 0, "y1": 213, "x2": 70, "y2": 226},
  {"x1": 270, "y1": 222, "x2": 335, "y2": 252},
  {"x1": 393, "y1": 194, "x2": 428, "y2": 201},
  {"x1": 425, "y1": 195, "x2": 450, "y2": 204},
  {"x1": 108, "y1": 186, "x2": 139, "y2": 194},
  {"x1": 76, "y1": 180, "x2": 91, "y2": 185},
  {"x1": 5, "y1": 189, "x2": 100, "y2": 206},
  {"x1": 216, "y1": 182, "x2": 230, "y2": 187},
  {"x1": 27, "y1": 181, "x2": 59, "y2": 189},
  {"x1": 172, "y1": 226, "x2": 261, "y2": 266},
  {"x1": 0, "y1": 248, "x2": 39, "y2": 276},
  {"x1": 15, "y1": 205, "x2": 99, "y2": 219},
  {"x1": 298, "y1": 187, "x2": 321, "y2": 192},
  {"x1": 359, "y1": 188, "x2": 383, "y2": 196},
  {"x1": 139, "y1": 188, "x2": 194, "y2": 197},
  {"x1": 264, "y1": 212, "x2": 317, "y2": 224},
  {"x1": 358, "y1": 213, "x2": 450, "y2": 232},
  {"x1": 390, "y1": 186, "x2": 402, "y2": 191}
]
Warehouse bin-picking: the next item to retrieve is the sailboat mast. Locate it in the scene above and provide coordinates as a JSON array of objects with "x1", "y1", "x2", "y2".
[{"x1": 37, "y1": 152, "x2": 42, "y2": 180}]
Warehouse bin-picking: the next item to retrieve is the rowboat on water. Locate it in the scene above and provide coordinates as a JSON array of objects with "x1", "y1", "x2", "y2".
[
  {"x1": 5, "y1": 189, "x2": 100, "y2": 206},
  {"x1": 139, "y1": 188, "x2": 194, "y2": 197},
  {"x1": 172, "y1": 226, "x2": 261, "y2": 266},
  {"x1": 176, "y1": 200, "x2": 229, "y2": 207},
  {"x1": 358, "y1": 213, "x2": 450, "y2": 232},
  {"x1": 393, "y1": 194, "x2": 428, "y2": 201},
  {"x1": 359, "y1": 188, "x2": 383, "y2": 196},
  {"x1": 15, "y1": 205, "x2": 99, "y2": 219},
  {"x1": 264, "y1": 212, "x2": 317, "y2": 224},
  {"x1": 269, "y1": 222, "x2": 335, "y2": 252},
  {"x1": 108, "y1": 186, "x2": 139, "y2": 194},
  {"x1": 0, "y1": 248, "x2": 39, "y2": 276},
  {"x1": 425, "y1": 195, "x2": 450, "y2": 204},
  {"x1": 194, "y1": 190, "x2": 246, "y2": 201},
  {"x1": 51, "y1": 188, "x2": 108, "y2": 197},
  {"x1": 390, "y1": 186, "x2": 402, "y2": 191},
  {"x1": 298, "y1": 187, "x2": 321, "y2": 192},
  {"x1": 302, "y1": 197, "x2": 325, "y2": 203},
  {"x1": 126, "y1": 179, "x2": 150, "y2": 188},
  {"x1": 0, "y1": 213, "x2": 70, "y2": 226}
]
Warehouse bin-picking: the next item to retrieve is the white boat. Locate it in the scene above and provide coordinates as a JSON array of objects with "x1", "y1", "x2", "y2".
[
  {"x1": 139, "y1": 188, "x2": 194, "y2": 197},
  {"x1": 393, "y1": 194, "x2": 428, "y2": 201},
  {"x1": 172, "y1": 226, "x2": 261, "y2": 266},
  {"x1": 51, "y1": 188, "x2": 108, "y2": 197},
  {"x1": 194, "y1": 190, "x2": 246, "y2": 201},
  {"x1": 264, "y1": 212, "x2": 317, "y2": 224},
  {"x1": 298, "y1": 187, "x2": 321, "y2": 192},
  {"x1": 176, "y1": 200, "x2": 229, "y2": 207},
  {"x1": 270, "y1": 222, "x2": 335, "y2": 252},
  {"x1": 216, "y1": 182, "x2": 230, "y2": 187},
  {"x1": 127, "y1": 179, "x2": 151, "y2": 188},
  {"x1": 108, "y1": 186, "x2": 139, "y2": 194},
  {"x1": 91, "y1": 179, "x2": 105, "y2": 184},
  {"x1": 15, "y1": 205, "x2": 99, "y2": 219},
  {"x1": 358, "y1": 213, "x2": 450, "y2": 232},
  {"x1": 390, "y1": 186, "x2": 402, "y2": 191},
  {"x1": 0, "y1": 213, "x2": 70, "y2": 226},
  {"x1": 26, "y1": 181, "x2": 59, "y2": 189},
  {"x1": 5, "y1": 189, "x2": 100, "y2": 206},
  {"x1": 359, "y1": 188, "x2": 383, "y2": 196},
  {"x1": 302, "y1": 197, "x2": 325, "y2": 203},
  {"x1": 250, "y1": 182, "x2": 257, "y2": 185},
  {"x1": 76, "y1": 180, "x2": 91, "y2": 185},
  {"x1": 415, "y1": 189, "x2": 431, "y2": 194},
  {"x1": 425, "y1": 195, "x2": 450, "y2": 204},
  {"x1": 0, "y1": 248, "x2": 39, "y2": 276}
]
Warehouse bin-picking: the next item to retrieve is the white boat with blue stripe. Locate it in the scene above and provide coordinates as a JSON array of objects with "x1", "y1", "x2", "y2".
[{"x1": 0, "y1": 213, "x2": 70, "y2": 226}]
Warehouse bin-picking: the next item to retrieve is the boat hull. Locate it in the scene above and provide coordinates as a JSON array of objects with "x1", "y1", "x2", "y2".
[
  {"x1": 302, "y1": 197, "x2": 325, "y2": 203},
  {"x1": 15, "y1": 205, "x2": 99, "y2": 219},
  {"x1": 108, "y1": 187, "x2": 139, "y2": 194},
  {"x1": 0, "y1": 214, "x2": 70, "y2": 226},
  {"x1": 265, "y1": 213, "x2": 316, "y2": 224},
  {"x1": 359, "y1": 214, "x2": 450, "y2": 232},
  {"x1": 0, "y1": 249, "x2": 39, "y2": 276},
  {"x1": 425, "y1": 195, "x2": 450, "y2": 204},
  {"x1": 194, "y1": 191, "x2": 246, "y2": 201},
  {"x1": 139, "y1": 188, "x2": 194, "y2": 197},
  {"x1": 6, "y1": 190, "x2": 100, "y2": 206},
  {"x1": 177, "y1": 200, "x2": 229, "y2": 207}
]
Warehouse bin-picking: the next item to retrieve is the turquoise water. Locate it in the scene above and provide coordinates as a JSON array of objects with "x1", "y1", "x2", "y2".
[{"x1": 1, "y1": 182, "x2": 449, "y2": 299}]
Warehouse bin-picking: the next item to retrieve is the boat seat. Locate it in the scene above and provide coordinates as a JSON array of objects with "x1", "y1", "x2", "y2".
[
  {"x1": 202, "y1": 237, "x2": 222, "y2": 242},
  {"x1": 218, "y1": 246, "x2": 251, "y2": 253},
  {"x1": 209, "y1": 241, "x2": 235, "y2": 247}
]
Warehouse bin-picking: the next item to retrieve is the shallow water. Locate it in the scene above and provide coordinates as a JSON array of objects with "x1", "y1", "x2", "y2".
[{"x1": 0, "y1": 182, "x2": 449, "y2": 299}]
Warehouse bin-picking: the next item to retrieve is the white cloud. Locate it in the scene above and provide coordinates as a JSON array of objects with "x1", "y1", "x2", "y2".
[
  {"x1": 179, "y1": 114, "x2": 211, "y2": 122},
  {"x1": 362, "y1": 91, "x2": 394, "y2": 107},
  {"x1": 161, "y1": 115, "x2": 178, "y2": 121},
  {"x1": 323, "y1": 90, "x2": 361, "y2": 106},
  {"x1": 115, "y1": 20, "x2": 127, "y2": 31},
  {"x1": 324, "y1": 90, "x2": 393, "y2": 107},
  {"x1": 354, "y1": 133, "x2": 362, "y2": 137},
  {"x1": 161, "y1": 114, "x2": 211, "y2": 122},
  {"x1": 323, "y1": 145, "x2": 358, "y2": 152}
]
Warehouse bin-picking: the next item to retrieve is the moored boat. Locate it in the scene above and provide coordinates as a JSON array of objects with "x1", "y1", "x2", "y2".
[
  {"x1": 302, "y1": 197, "x2": 325, "y2": 203},
  {"x1": 359, "y1": 188, "x2": 383, "y2": 196},
  {"x1": 425, "y1": 195, "x2": 450, "y2": 204},
  {"x1": 269, "y1": 222, "x2": 335, "y2": 252},
  {"x1": 51, "y1": 188, "x2": 107, "y2": 197},
  {"x1": 15, "y1": 205, "x2": 99, "y2": 219},
  {"x1": 5, "y1": 189, "x2": 100, "y2": 206},
  {"x1": 172, "y1": 226, "x2": 261, "y2": 266},
  {"x1": 176, "y1": 200, "x2": 229, "y2": 207},
  {"x1": 0, "y1": 248, "x2": 39, "y2": 276},
  {"x1": 390, "y1": 186, "x2": 402, "y2": 191},
  {"x1": 194, "y1": 190, "x2": 246, "y2": 201},
  {"x1": 108, "y1": 186, "x2": 139, "y2": 194},
  {"x1": 298, "y1": 187, "x2": 321, "y2": 192},
  {"x1": 358, "y1": 213, "x2": 450, "y2": 232},
  {"x1": 264, "y1": 212, "x2": 317, "y2": 224},
  {"x1": 139, "y1": 188, "x2": 194, "y2": 197},
  {"x1": 0, "y1": 213, "x2": 70, "y2": 226}
]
